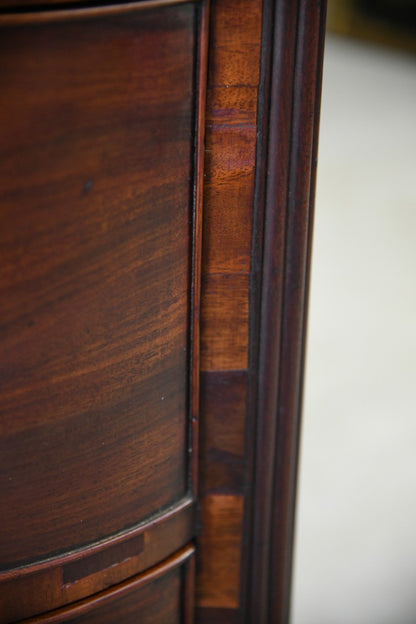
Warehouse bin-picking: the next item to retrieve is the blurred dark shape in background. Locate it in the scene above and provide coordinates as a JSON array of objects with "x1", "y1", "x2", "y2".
[{"x1": 328, "y1": 0, "x2": 416, "y2": 53}]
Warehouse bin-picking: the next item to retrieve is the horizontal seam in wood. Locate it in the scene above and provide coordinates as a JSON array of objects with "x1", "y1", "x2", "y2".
[
  {"x1": 206, "y1": 123, "x2": 256, "y2": 129},
  {"x1": 209, "y1": 84, "x2": 259, "y2": 89}
]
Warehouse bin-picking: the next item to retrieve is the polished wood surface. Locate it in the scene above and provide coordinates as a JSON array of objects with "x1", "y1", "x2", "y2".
[
  {"x1": 0, "y1": 0, "x2": 191, "y2": 11},
  {"x1": 0, "y1": 0, "x2": 326, "y2": 621},
  {"x1": 0, "y1": 500, "x2": 194, "y2": 622},
  {"x1": 248, "y1": 3, "x2": 327, "y2": 620},
  {"x1": 23, "y1": 546, "x2": 194, "y2": 623},
  {"x1": 196, "y1": 0, "x2": 263, "y2": 620},
  {"x1": 0, "y1": 1, "x2": 208, "y2": 621},
  {"x1": 0, "y1": 4, "x2": 195, "y2": 569},
  {"x1": 196, "y1": 0, "x2": 327, "y2": 622}
]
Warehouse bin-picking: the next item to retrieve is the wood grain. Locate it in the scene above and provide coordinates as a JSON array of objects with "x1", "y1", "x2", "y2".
[
  {"x1": 197, "y1": 371, "x2": 247, "y2": 619},
  {"x1": 22, "y1": 546, "x2": 194, "y2": 623},
  {"x1": 196, "y1": 495, "x2": 243, "y2": 609},
  {"x1": 207, "y1": 0, "x2": 263, "y2": 87},
  {"x1": 0, "y1": 500, "x2": 194, "y2": 622},
  {"x1": 0, "y1": 0, "x2": 327, "y2": 620},
  {"x1": 196, "y1": 0, "x2": 263, "y2": 619},
  {"x1": 206, "y1": 87, "x2": 258, "y2": 126},
  {"x1": 197, "y1": 1, "x2": 327, "y2": 622},
  {"x1": 199, "y1": 371, "x2": 247, "y2": 495},
  {"x1": 199, "y1": 0, "x2": 263, "y2": 371},
  {"x1": 200, "y1": 274, "x2": 249, "y2": 371},
  {"x1": 0, "y1": 6, "x2": 196, "y2": 572},
  {"x1": 202, "y1": 126, "x2": 256, "y2": 275}
]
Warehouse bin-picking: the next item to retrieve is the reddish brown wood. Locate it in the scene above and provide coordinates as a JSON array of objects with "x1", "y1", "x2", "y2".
[
  {"x1": 23, "y1": 546, "x2": 194, "y2": 623},
  {"x1": 267, "y1": 4, "x2": 327, "y2": 621},
  {"x1": 202, "y1": 126, "x2": 256, "y2": 275},
  {"x1": 0, "y1": 5, "x2": 196, "y2": 570},
  {"x1": 0, "y1": 1, "x2": 209, "y2": 621},
  {"x1": 197, "y1": 495, "x2": 244, "y2": 611},
  {"x1": 190, "y1": 0, "x2": 210, "y2": 498},
  {"x1": 0, "y1": 499, "x2": 194, "y2": 622},
  {"x1": 245, "y1": 1, "x2": 327, "y2": 622},
  {"x1": 196, "y1": 608, "x2": 240, "y2": 624},
  {"x1": 197, "y1": 0, "x2": 326, "y2": 622},
  {"x1": 200, "y1": 273, "x2": 249, "y2": 371},
  {"x1": 0, "y1": 0, "x2": 190, "y2": 14},
  {"x1": 196, "y1": 371, "x2": 247, "y2": 620},
  {"x1": 196, "y1": 0, "x2": 263, "y2": 620},
  {"x1": 199, "y1": 0, "x2": 263, "y2": 369},
  {"x1": 199, "y1": 371, "x2": 247, "y2": 495},
  {"x1": 184, "y1": 546, "x2": 196, "y2": 624},
  {"x1": 245, "y1": 3, "x2": 301, "y2": 620},
  {"x1": 0, "y1": 0, "x2": 326, "y2": 620}
]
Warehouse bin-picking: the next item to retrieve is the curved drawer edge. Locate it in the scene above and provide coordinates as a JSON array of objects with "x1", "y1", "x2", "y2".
[
  {"x1": 0, "y1": 498, "x2": 194, "y2": 623},
  {"x1": 0, "y1": 0, "x2": 193, "y2": 23},
  {"x1": 24, "y1": 545, "x2": 195, "y2": 624}
]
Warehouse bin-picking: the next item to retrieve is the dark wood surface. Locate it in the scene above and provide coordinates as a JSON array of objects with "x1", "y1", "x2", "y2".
[
  {"x1": 0, "y1": 0, "x2": 191, "y2": 11},
  {"x1": 0, "y1": 0, "x2": 326, "y2": 621},
  {"x1": 196, "y1": 0, "x2": 263, "y2": 620},
  {"x1": 0, "y1": 1, "x2": 209, "y2": 621},
  {"x1": 0, "y1": 500, "x2": 194, "y2": 622},
  {"x1": 0, "y1": 3, "x2": 195, "y2": 569},
  {"x1": 196, "y1": 0, "x2": 327, "y2": 622},
  {"x1": 23, "y1": 546, "x2": 194, "y2": 623},
  {"x1": 247, "y1": 2, "x2": 327, "y2": 621}
]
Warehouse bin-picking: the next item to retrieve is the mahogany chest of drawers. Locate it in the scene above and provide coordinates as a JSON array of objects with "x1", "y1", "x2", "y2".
[{"x1": 0, "y1": 0, "x2": 326, "y2": 621}]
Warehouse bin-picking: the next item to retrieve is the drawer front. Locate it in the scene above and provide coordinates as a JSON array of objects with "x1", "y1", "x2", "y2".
[
  {"x1": 23, "y1": 547, "x2": 194, "y2": 624},
  {"x1": 0, "y1": 0, "x2": 207, "y2": 620}
]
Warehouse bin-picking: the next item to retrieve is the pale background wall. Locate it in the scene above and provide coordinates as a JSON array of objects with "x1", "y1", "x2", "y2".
[{"x1": 291, "y1": 34, "x2": 416, "y2": 624}]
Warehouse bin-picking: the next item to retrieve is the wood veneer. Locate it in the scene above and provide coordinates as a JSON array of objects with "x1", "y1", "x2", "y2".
[
  {"x1": 0, "y1": 0, "x2": 326, "y2": 621},
  {"x1": 22, "y1": 546, "x2": 195, "y2": 624},
  {"x1": 196, "y1": 1, "x2": 327, "y2": 622},
  {"x1": 0, "y1": 1, "x2": 208, "y2": 621}
]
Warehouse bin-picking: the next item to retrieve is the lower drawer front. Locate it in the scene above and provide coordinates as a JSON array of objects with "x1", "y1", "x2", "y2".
[{"x1": 19, "y1": 547, "x2": 194, "y2": 624}]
